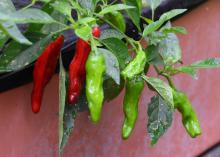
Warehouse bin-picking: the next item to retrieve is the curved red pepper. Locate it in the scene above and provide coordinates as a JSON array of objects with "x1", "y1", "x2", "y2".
[
  {"x1": 68, "y1": 39, "x2": 91, "y2": 104},
  {"x1": 68, "y1": 26, "x2": 101, "y2": 105},
  {"x1": 31, "y1": 35, "x2": 64, "y2": 113}
]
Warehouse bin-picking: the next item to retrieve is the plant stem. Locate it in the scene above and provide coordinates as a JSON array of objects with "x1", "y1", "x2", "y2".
[
  {"x1": 21, "y1": 0, "x2": 36, "y2": 10},
  {"x1": 151, "y1": 10, "x2": 155, "y2": 21},
  {"x1": 153, "y1": 65, "x2": 176, "y2": 90}
]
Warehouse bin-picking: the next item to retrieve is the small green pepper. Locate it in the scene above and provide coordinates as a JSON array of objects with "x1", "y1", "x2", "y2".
[
  {"x1": 86, "y1": 52, "x2": 105, "y2": 123},
  {"x1": 121, "y1": 49, "x2": 147, "y2": 79},
  {"x1": 173, "y1": 89, "x2": 201, "y2": 137},
  {"x1": 122, "y1": 77, "x2": 144, "y2": 139}
]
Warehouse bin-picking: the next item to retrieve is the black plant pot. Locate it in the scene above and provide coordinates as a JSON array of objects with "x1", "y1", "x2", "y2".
[{"x1": 0, "y1": 0, "x2": 206, "y2": 93}]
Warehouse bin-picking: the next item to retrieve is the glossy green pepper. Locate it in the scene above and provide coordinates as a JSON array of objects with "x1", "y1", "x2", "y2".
[
  {"x1": 122, "y1": 77, "x2": 144, "y2": 139},
  {"x1": 86, "y1": 52, "x2": 105, "y2": 123},
  {"x1": 173, "y1": 89, "x2": 201, "y2": 137},
  {"x1": 121, "y1": 49, "x2": 147, "y2": 79}
]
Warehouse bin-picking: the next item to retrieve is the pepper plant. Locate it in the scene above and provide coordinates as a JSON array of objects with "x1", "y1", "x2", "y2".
[{"x1": 0, "y1": 0, "x2": 220, "y2": 155}]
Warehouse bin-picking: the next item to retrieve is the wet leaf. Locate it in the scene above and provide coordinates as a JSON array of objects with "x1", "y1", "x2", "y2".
[{"x1": 147, "y1": 95, "x2": 173, "y2": 145}]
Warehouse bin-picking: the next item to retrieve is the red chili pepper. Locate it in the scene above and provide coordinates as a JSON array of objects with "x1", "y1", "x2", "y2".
[
  {"x1": 92, "y1": 26, "x2": 101, "y2": 38},
  {"x1": 31, "y1": 35, "x2": 64, "y2": 113},
  {"x1": 68, "y1": 26, "x2": 101, "y2": 105},
  {"x1": 68, "y1": 38, "x2": 91, "y2": 104}
]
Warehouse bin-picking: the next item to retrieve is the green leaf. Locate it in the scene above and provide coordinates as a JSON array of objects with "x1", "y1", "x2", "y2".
[
  {"x1": 104, "y1": 11, "x2": 126, "y2": 33},
  {"x1": 160, "y1": 9, "x2": 187, "y2": 21},
  {"x1": 99, "y1": 4, "x2": 134, "y2": 15},
  {"x1": 122, "y1": 0, "x2": 141, "y2": 30},
  {"x1": 104, "y1": 77, "x2": 124, "y2": 101},
  {"x1": 60, "y1": 105, "x2": 77, "y2": 153},
  {"x1": 147, "y1": 0, "x2": 165, "y2": 11},
  {"x1": 15, "y1": 9, "x2": 54, "y2": 24},
  {"x1": 51, "y1": 1, "x2": 72, "y2": 18},
  {"x1": 27, "y1": 1, "x2": 55, "y2": 33},
  {"x1": 76, "y1": 17, "x2": 96, "y2": 25},
  {"x1": 143, "y1": 20, "x2": 164, "y2": 37},
  {"x1": 0, "y1": 8, "x2": 55, "y2": 24},
  {"x1": 174, "y1": 66, "x2": 197, "y2": 79},
  {"x1": 142, "y1": 17, "x2": 154, "y2": 24},
  {"x1": 78, "y1": 0, "x2": 94, "y2": 11},
  {"x1": 0, "y1": 34, "x2": 53, "y2": 72},
  {"x1": 142, "y1": 0, "x2": 149, "y2": 7},
  {"x1": 0, "y1": 0, "x2": 16, "y2": 12},
  {"x1": 147, "y1": 31, "x2": 166, "y2": 45},
  {"x1": 0, "y1": 30, "x2": 8, "y2": 48},
  {"x1": 41, "y1": 10, "x2": 67, "y2": 34},
  {"x1": 147, "y1": 95, "x2": 173, "y2": 145},
  {"x1": 102, "y1": 38, "x2": 131, "y2": 70},
  {"x1": 0, "y1": 32, "x2": 45, "y2": 69},
  {"x1": 145, "y1": 45, "x2": 164, "y2": 65},
  {"x1": 143, "y1": 9, "x2": 187, "y2": 37},
  {"x1": 161, "y1": 26, "x2": 187, "y2": 34},
  {"x1": 59, "y1": 57, "x2": 67, "y2": 154},
  {"x1": 98, "y1": 48, "x2": 120, "y2": 85},
  {"x1": 158, "y1": 22, "x2": 182, "y2": 65},
  {"x1": 0, "y1": 22, "x2": 32, "y2": 45},
  {"x1": 190, "y1": 58, "x2": 220, "y2": 68},
  {"x1": 0, "y1": 0, "x2": 31, "y2": 45},
  {"x1": 75, "y1": 25, "x2": 91, "y2": 41},
  {"x1": 60, "y1": 86, "x2": 88, "y2": 152},
  {"x1": 92, "y1": 0, "x2": 101, "y2": 6},
  {"x1": 0, "y1": 41, "x2": 24, "y2": 69},
  {"x1": 100, "y1": 29, "x2": 124, "y2": 40},
  {"x1": 142, "y1": 75, "x2": 174, "y2": 108},
  {"x1": 174, "y1": 58, "x2": 220, "y2": 78}
]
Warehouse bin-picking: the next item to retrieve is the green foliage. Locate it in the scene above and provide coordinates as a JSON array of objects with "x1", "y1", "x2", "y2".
[
  {"x1": 122, "y1": 0, "x2": 142, "y2": 30},
  {"x1": 59, "y1": 57, "x2": 67, "y2": 154},
  {"x1": 147, "y1": 0, "x2": 166, "y2": 11},
  {"x1": 0, "y1": 31, "x2": 8, "y2": 49},
  {"x1": 1, "y1": 0, "x2": 219, "y2": 152},
  {"x1": 0, "y1": 8, "x2": 55, "y2": 24},
  {"x1": 104, "y1": 11, "x2": 126, "y2": 33},
  {"x1": 41, "y1": 10, "x2": 67, "y2": 34},
  {"x1": 102, "y1": 38, "x2": 131, "y2": 70},
  {"x1": 173, "y1": 58, "x2": 220, "y2": 78},
  {"x1": 59, "y1": 64, "x2": 88, "y2": 153},
  {"x1": 157, "y1": 22, "x2": 182, "y2": 65},
  {"x1": 104, "y1": 77, "x2": 124, "y2": 101},
  {"x1": 147, "y1": 95, "x2": 173, "y2": 145},
  {"x1": 6, "y1": 35, "x2": 52, "y2": 70},
  {"x1": 142, "y1": 75, "x2": 174, "y2": 108},
  {"x1": 99, "y1": 4, "x2": 134, "y2": 15},
  {"x1": 51, "y1": 1, "x2": 73, "y2": 19},
  {"x1": 98, "y1": 48, "x2": 120, "y2": 84},
  {"x1": 100, "y1": 29, "x2": 125, "y2": 40},
  {"x1": 145, "y1": 45, "x2": 164, "y2": 65},
  {"x1": 75, "y1": 25, "x2": 92, "y2": 41},
  {"x1": 143, "y1": 9, "x2": 187, "y2": 37},
  {"x1": 0, "y1": 34, "x2": 52, "y2": 72},
  {"x1": 78, "y1": 0, "x2": 95, "y2": 11}
]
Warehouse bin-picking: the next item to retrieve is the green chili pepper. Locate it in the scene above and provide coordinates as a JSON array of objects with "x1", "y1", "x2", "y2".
[
  {"x1": 86, "y1": 52, "x2": 105, "y2": 123},
  {"x1": 122, "y1": 77, "x2": 144, "y2": 139},
  {"x1": 121, "y1": 49, "x2": 147, "y2": 79},
  {"x1": 173, "y1": 89, "x2": 201, "y2": 138}
]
